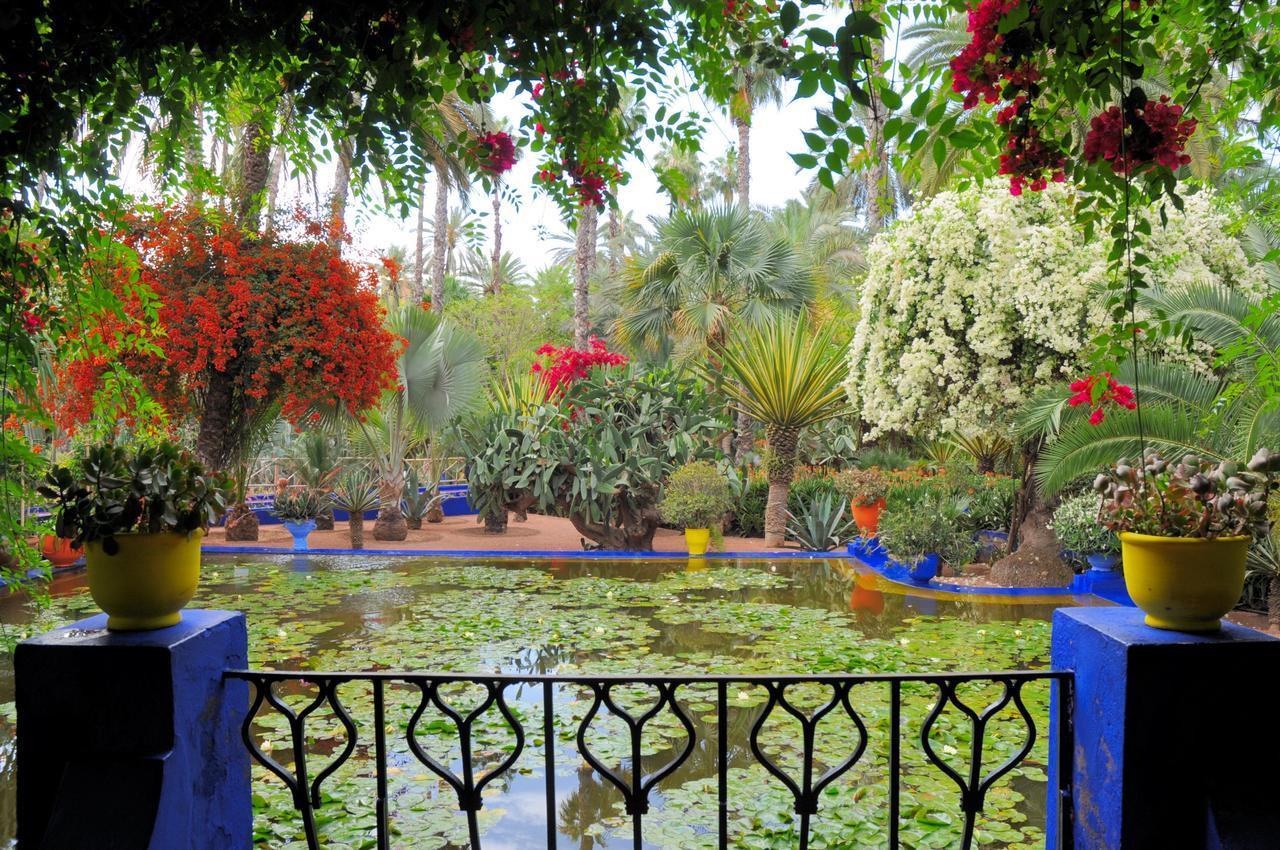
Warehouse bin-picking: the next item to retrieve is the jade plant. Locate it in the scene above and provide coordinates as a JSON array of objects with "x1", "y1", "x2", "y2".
[
  {"x1": 39, "y1": 442, "x2": 232, "y2": 554},
  {"x1": 1093, "y1": 449, "x2": 1280, "y2": 538},
  {"x1": 658, "y1": 461, "x2": 736, "y2": 530}
]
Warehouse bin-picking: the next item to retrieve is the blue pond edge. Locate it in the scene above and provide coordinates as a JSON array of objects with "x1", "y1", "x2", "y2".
[
  {"x1": 202, "y1": 545, "x2": 841, "y2": 559},
  {"x1": 847, "y1": 538, "x2": 1135, "y2": 606}
]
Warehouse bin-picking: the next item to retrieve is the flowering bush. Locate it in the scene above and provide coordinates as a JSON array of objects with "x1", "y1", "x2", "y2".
[
  {"x1": 60, "y1": 207, "x2": 400, "y2": 466},
  {"x1": 1068, "y1": 372, "x2": 1137, "y2": 425},
  {"x1": 1093, "y1": 449, "x2": 1280, "y2": 539},
  {"x1": 475, "y1": 131, "x2": 516, "y2": 174},
  {"x1": 845, "y1": 185, "x2": 1263, "y2": 440},
  {"x1": 1083, "y1": 89, "x2": 1197, "y2": 176},
  {"x1": 531, "y1": 336, "x2": 627, "y2": 398}
]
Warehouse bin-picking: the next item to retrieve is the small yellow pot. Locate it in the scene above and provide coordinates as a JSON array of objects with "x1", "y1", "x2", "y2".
[
  {"x1": 684, "y1": 528, "x2": 711, "y2": 557},
  {"x1": 1120, "y1": 531, "x2": 1249, "y2": 632},
  {"x1": 85, "y1": 531, "x2": 203, "y2": 631}
]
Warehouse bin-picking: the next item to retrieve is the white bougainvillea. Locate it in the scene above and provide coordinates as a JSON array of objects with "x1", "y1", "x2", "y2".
[{"x1": 846, "y1": 184, "x2": 1261, "y2": 440}]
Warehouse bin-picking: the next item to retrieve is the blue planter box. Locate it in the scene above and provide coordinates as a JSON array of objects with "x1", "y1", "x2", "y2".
[{"x1": 217, "y1": 484, "x2": 477, "y2": 526}]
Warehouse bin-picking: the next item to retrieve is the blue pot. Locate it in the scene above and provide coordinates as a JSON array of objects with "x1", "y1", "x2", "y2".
[
  {"x1": 282, "y1": 519, "x2": 317, "y2": 551},
  {"x1": 907, "y1": 552, "x2": 940, "y2": 585},
  {"x1": 1086, "y1": 552, "x2": 1120, "y2": 572}
]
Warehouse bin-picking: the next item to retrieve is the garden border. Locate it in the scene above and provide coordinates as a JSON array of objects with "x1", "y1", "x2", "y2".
[{"x1": 200, "y1": 545, "x2": 839, "y2": 558}]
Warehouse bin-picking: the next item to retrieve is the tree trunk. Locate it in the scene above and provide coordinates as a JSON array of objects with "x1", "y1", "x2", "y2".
[
  {"x1": 234, "y1": 120, "x2": 271, "y2": 231},
  {"x1": 735, "y1": 76, "x2": 752, "y2": 210},
  {"x1": 184, "y1": 102, "x2": 204, "y2": 205},
  {"x1": 329, "y1": 137, "x2": 354, "y2": 251},
  {"x1": 1007, "y1": 439, "x2": 1042, "y2": 550},
  {"x1": 224, "y1": 502, "x2": 259, "y2": 542},
  {"x1": 566, "y1": 505, "x2": 659, "y2": 551},
  {"x1": 483, "y1": 508, "x2": 509, "y2": 533},
  {"x1": 735, "y1": 409, "x2": 756, "y2": 465},
  {"x1": 314, "y1": 506, "x2": 334, "y2": 531},
  {"x1": 413, "y1": 180, "x2": 427, "y2": 302},
  {"x1": 263, "y1": 98, "x2": 293, "y2": 234},
  {"x1": 373, "y1": 505, "x2": 408, "y2": 541},
  {"x1": 857, "y1": 0, "x2": 890, "y2": 234},
  {"x1": 607, "y1": 209, "x2": 622, "y2": 277},
  {"x1": 431, "y1": 174, "x2": 449, "y2": 313},
  {"x1": 764, "y1": 425, "x2": 800, "y2": 547},
  {"x1": 488, "y1": 182, "x2": 503, "y2": 295},
  {"x1": 1269, "y1": 574, "x2": 1280, "y2": 630},
  {"x1": 196, "y1": 368, "x2": 235, "y2": 470},
  {"x1": 349, "y1": 514, "x2": 364, "y2": 550},
  {"x1": 573, "y1": 205, "x2": 598, "y2": 348}
]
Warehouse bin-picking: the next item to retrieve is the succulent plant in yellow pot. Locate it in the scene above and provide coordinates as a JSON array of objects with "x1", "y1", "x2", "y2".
[
  {"x1": 39, "y1": 442, "x2": 232, "y2": 631},
  {"x1": 1094, "y1": 448, "x2": 1279, "y2": 632},
  {"x1": 659, "y1": 462, "x2": 735, "y2": 556}
]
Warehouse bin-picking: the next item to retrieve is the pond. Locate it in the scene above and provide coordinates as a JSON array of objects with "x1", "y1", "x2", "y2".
[{"x1": 0, "y1": 554, "x2": 1099, "y2": 849}]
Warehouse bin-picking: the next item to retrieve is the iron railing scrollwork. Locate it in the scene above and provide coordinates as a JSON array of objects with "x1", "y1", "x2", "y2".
[{"x1": 225, "y1": 670, "x2": 1073, "y2": 850}]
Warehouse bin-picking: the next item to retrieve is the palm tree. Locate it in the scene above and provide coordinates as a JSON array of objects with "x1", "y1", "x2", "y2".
[
  {"x1": 706, "y1": 148, "x2": 738, "y2": 206},
  {"x1": 766, "y1": 200, "x2": 866, "y2": 318},
  {"x1": 654, "y1": 143, "x2": 705, "y2": 212},
  {"x1": 728, "y1": 62, "x2": 785, "y2": 209},
  {"x1": 414, "y1": 95, "x2": 489, "y2": 310},
  {"x1": 460, "y1": 248, "x2": 527, "y2": 293},
  {"x1": 344, "y1": 306, "x2": 488, "y2": 540},
  {"x1": 616, "y1": 205, "x2": 814, "y2": 460},
  {"x1": 485, "y1": 117, "x2": 518, "y2": 296},
  {"x1": 717, "y1": 314, "x2": 850, "y2": 546}
]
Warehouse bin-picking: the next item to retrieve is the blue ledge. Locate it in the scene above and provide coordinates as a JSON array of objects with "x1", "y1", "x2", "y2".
[
  {"x1": 201, "y1": 545, "x2": 842, "y2": 559},
  {"x1": 847, "y1": 538, "x2": 1134, "y2": 603}
]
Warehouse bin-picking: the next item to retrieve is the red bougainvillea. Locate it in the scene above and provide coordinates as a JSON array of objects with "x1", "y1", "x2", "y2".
[
  {"x1": 1069, "y1": 372, "x2": 1137, "y2": 425},
  {"x1": 999, "y1": 122, "x2": 1068, "y2": 195},
  {"x1": 531, "y1": 337, "x2": 627, "y2": 398},
  {"x1": 950, "y1": 0, "x2": 1039, "y2": 109},
  {"x1": 1083, "y1": 90, "x2": 1197, "y2": 176},
  {"x1": 61, "y1": 207, "x2": 400, "y2": 464},
  {"x1": 475, "y1": 131, "x2": 517, "y2": 174}
]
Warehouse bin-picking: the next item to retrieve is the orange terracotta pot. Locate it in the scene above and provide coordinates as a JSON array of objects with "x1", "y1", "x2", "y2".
[
  {"x1": 851, "y1": 498, "x2": 886, "y2": 536},
  {"x1": 40, "y1": 535, "x2": 83, "y2": 569}
]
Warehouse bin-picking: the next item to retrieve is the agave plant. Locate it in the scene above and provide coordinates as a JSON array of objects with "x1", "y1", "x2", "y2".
[
  {"x1": 333, "y1": 467, "x2": 380, "y2": 549},
  {"x1": 289, "y1": 432, "x2": 343, "y2": 529},
  {"x1": 785, "y1": 492, "x2": 857, "y2": 552},
  {"x1": 717, "y1": 313, "x2": 850, "y2": 546}
]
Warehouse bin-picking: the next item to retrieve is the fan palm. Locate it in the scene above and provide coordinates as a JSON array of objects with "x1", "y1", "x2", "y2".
[
  {"x1": 344, "y1": 306, "x2": 487, "y2": 539},
  {"x1": 289, "y1": 431, "x2": 344, "y2": 529},
  {"x1": 1026, "y1": 284, "x2": 1280, "y2": 495},
  {"x1": 717, "y1": 314, "x2": 850, "y2": 546}
]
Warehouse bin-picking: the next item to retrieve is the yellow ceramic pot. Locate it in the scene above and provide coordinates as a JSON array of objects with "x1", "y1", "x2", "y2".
[
  {"x1": 684, "y1": 528, "x2": 711, "y2": 557},
  {"x1": 1120, "y1": 531, "x2": 1249, "y2": 632},
  {"x1": 85, "y1": 531, "x2": 203, "y2": 631}
]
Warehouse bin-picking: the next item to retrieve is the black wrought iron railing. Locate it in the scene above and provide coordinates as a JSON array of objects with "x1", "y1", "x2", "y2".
[{"x1": 225, "y1": 669, "x2": 1073, "y2": 850}]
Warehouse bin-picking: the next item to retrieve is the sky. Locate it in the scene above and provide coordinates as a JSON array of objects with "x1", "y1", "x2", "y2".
[{"x1": 309, "y1": 79, "x2": 827, "y2": 274}]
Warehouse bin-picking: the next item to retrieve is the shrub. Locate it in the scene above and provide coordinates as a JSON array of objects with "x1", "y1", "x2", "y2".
[
  {"x1": 878, "y1": 491, "x2": 978, "y2": 568},
  {"x1": 961, "y1": 474, "x2": 1017, "y2": 532},
  {"x1": 659, "y1": 462, "x2": 736, "y2": 529},
  {"x1": 833, "y1": 468, "x2": 888, "y2": 507},
  {"x1": 733, "y1": 476, "x2": 770, "y2": 537},
  {"x1": 854, "y1": 445, "x2": 912, "y2": 470},
  {"x1": 786, "y1": 493, "x2": 857, "y2": 551},
  {"x1": 1050, "y1": 491, "x2": 1117, "y2": 563},
  {"x1": 788, "y1": 473, "x2": 839, "y2": 514}
]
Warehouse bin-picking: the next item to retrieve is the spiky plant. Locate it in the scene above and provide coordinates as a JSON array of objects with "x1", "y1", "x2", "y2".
[
  {"x1": 290, "y1": 432, "x2": 343, "y2": 529},
  {"x1": 333, "y1": 467, "x2": 380, "y2": 549},
  {"x1": 717, "y1": 313, "x2": 849, "y2": 546}
]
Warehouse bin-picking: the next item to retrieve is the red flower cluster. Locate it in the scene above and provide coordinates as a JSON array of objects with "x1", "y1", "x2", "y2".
[
  {"x1": 59, "y1": 207, "x2": 400, "y2": 435},
  {"x1": 1068, "y1": 372, "x2": 1137, "y2": 425},
  {"x1": 2, "y1": 227, "x2": 60, "y2": 338},
  {"x1": 1083, "y1": 91, "x2": 1197, "y2": 176},
  {"x1": 950, "y1": 0, "x2": 1038, "y2": 109},
  {"x1": 476, "y1": 131, "x2": 516, "y2": 174},
  {"x1": 1000, "y1": 124, "x2": 1067, "y2": 195},
  {"x1": 531, "y1": 337, "x2": 627, "y2": 399}
]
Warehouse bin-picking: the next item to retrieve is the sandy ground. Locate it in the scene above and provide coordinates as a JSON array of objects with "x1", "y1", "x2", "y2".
[{"x1": 203, "y1": 511, "x2": 791, "y2": 554}]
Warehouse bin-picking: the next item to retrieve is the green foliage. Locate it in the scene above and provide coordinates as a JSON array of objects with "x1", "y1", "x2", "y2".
[
  {"x1": 333, "y1": 468, "x2": 380, "y2": 515},
  {"x1": 796, "y1": 417, "x2": 861, "y2": 470},
  {"x1": 785, "y1": 492, "x2": 856, "y2": 551},
  {"x1": 658, "y1": 461, "x2": 735, "y2": 529},
  {"x1": 455, "y1": 368, "x2": 727, "y2": 549},
  {"x1": 833, "y1": 468, "x2": 887, "y2": 507},
  {"x1": 271, "y1": 489, "x2": 326, "y2": 522},
  {"x1": 965, "y1": 474, "x2": 1018, "y2": 533},
  {"x1": 733, "y1": 476, "x2": 770, "y2": 537},
  {"x1": 787, "y1": 474, "x2": 839, "y2": 513},
  {"x1": 400, "y1": 467, "x2": 437, "y2": 524},
  {"x1": 1050, "y1": 492, "x2": 1117, "y2": 560},
  {"x1": 854, "y1": 445, "x2": 912, "y2": 471},
  {"x1": 39, "y1": 442, "x2": 232, "y2": 552},
  {"x1": 878, "y1": 490, "x2": 979, "y2": 569}
]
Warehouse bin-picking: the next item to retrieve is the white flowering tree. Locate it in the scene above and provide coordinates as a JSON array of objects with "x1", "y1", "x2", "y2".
[{"x1": 846, "y1": 183, "x2": 1261, "y2": 442}]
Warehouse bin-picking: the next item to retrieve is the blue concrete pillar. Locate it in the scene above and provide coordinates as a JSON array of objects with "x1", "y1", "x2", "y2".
[
  {"x1": 15, "y1": 610, "x2": 251, "y2": 850},
  {"x1": 1048, "y1": 607, "x2": 1280, "y2": 849}
]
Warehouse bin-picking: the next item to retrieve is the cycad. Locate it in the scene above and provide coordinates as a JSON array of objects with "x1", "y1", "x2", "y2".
[{"x1": 717, "y1": 314, "x2": 849, "y2": 546}]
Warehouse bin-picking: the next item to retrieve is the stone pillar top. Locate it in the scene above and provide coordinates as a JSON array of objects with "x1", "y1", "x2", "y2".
[{"x1": 1054, "y1": 605, "x2": 1277, "y2": 646}]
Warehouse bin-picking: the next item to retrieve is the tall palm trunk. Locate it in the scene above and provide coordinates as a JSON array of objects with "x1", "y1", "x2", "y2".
[
  {"x1": 764, "y1": 425, "x2": 801, "y2": 547},
  {"x1": 1269, "y1": 574, "x2": 1280, "y2": 630},
  {"x1": 184, "y1": 102, "x2": 204, "y2": 205},
  {"x1": 413, "y1": 180, "x2": 427, "y2": 301},
  {"x1": 349, "y1": 512, "x2": 365, "y2": 549},
  {"x1": 329, "y1": 137, "x2": 354, "y2": 251},
  {"x1": 573, "y1": 205, "x2": 598, "y2": 348},
  {"x1": 607, "y1": 209, "x2": 622, "y2": 277},
  {"x1": 234, "y1": 121, "x2": 271, "y2": 231},
  {"x1": 263, "y1": 98, "x2": 293, "y2": 234},
  {"x1": 858, "y1": 0, "x2": 890, "y2": 234},
  {"x1": 431, "y1": 175, "x2": 449, "y2": 313},
  {"x1": 734, "y1": 73, "x2": 753, "y2": 210},
  {"x1": 489, "y1": 181, "x2": 503, "y2": 295}
]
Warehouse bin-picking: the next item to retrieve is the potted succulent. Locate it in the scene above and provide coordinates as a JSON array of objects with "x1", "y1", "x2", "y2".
[
  {"x1": 334, "y1": 467, "x2": 380, "y2": 550},
  {"x1": 272, "y1": 488, "x2": 325, "y2": 551},
  {"x1": 834, "y1": 468, "x2": 888, "y2": 536},
  {"x1": 658, "y1": 461, "x2": 736, "y2": 556},
  {"x1": 1050, "y1": 491, "x2": 1120, "y2": 571},
  {"x1": 877, "y1": 492, "x2": 978, "y2": 585},
  {"x1": 1094, "y1": 449, "x2": 1279, "y2": 632},
  {"x1": 38, "y1": 442, "x2": 231, "y2": 630}
]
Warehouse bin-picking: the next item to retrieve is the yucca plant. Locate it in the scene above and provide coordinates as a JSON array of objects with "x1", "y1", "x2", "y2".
[
  {"x1": 333, "y1": 467, "x2": 380, "y2": 549},
  {"x1": 717, "y1": 313, "x2": 850, "y2": 546}
]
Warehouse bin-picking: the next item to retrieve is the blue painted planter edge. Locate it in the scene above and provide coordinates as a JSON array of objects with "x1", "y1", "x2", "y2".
[{"x1": 201, "y1": 545, "x2": 843, "y2": 559}]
